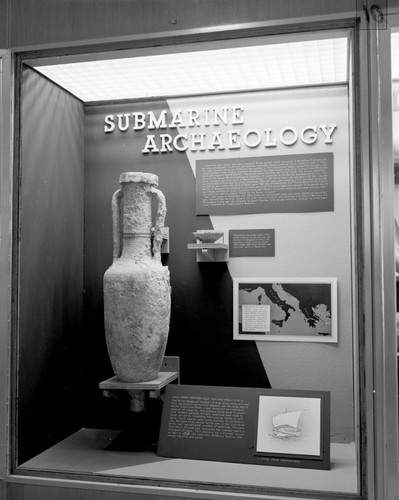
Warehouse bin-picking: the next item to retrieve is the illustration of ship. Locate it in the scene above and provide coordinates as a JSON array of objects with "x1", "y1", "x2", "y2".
[{"x1": 272, "y1": 410, "x2": 303, "y2": 439}]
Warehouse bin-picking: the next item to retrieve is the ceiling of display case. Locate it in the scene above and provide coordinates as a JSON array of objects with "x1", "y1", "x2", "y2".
[{"x1": 29, "y1": 35, "x2": 349, "y2": 103}]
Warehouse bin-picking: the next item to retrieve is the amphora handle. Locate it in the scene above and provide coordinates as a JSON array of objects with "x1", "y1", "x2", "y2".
[
  {"x1": 111, "y1": 188, "x2": 123, "y2": 260},
  {"x1": 150, "y1": 187, "x2": 166, "y2": 260}
]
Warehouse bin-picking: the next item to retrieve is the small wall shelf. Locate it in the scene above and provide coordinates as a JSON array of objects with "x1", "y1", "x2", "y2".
[
  {"x1": 187, "y1": 242, "x2": 229, "y2": 262},
  {"x1": 161, "y1": 227, "x2": 170, "y2": 254},
  {"x1": 187, "y1": 230, "x2": 229, "y2": 262}
]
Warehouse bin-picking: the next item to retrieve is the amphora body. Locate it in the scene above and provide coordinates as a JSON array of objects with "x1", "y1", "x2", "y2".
[{"x1": 103, "y1": 172, "x2": 170, "y2": 383}]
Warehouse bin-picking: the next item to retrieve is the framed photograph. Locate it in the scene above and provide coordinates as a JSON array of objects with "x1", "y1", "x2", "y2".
[
  {"x1": 254, "y1": 389, "x2": 330, "y2": 469},
  {"x1": 233, "y1": 277, "x2": 337, "y2": 342}
]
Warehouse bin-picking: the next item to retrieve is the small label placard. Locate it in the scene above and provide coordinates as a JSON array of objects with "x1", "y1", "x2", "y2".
[
  {"x1": 242, "y1": 304, "x2": 270, "y2": 332},
  {"x1": 229, "y1": 229, "x2": 275, "y2": 257}
]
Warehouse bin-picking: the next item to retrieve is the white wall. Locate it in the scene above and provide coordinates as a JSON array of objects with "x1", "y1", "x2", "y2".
[{"x1": 169, "y1": 85, "x2": 355, "y2": 441}]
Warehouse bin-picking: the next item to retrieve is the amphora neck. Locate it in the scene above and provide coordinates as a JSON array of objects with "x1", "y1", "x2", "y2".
[
  {"x1": 119, "y1": 172, "x2": 159, "y2": 261},
  {"x1": 120, "y1": 172, "x2": 158, "y2": 235}
]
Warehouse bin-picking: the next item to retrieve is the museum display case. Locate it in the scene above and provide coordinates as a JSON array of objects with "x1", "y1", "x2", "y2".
[
  {"x1": 7, "y1": 27, "x2": 362, "y2": 498},
  {"x1": 0, "y1": 2, "x2": 398, "y2": 499}
]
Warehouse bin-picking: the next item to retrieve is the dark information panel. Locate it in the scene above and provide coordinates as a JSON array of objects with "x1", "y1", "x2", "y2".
[
  {"x1": 229, "y1": 229, "x2": 275, "y2": 257},
  {"x1": 158, "y1": 385, "x2": 330, "y2": 470},
  {"x1": 196, "y1": 153, "x2": 334, "y2": 215}
]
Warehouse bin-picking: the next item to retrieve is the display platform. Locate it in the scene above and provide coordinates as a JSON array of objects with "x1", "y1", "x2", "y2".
[
  {"x1": 99, "y1": 371, "x2": 179, "y2": 391},
  {"x1": 20, "y1": 428, "x2": 358, "y2": 495}
]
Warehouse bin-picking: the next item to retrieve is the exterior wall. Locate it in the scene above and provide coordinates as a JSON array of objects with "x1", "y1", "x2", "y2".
[
  {"x1": 3, "y1": 482, "x2": 273, "y2": 500},
  {"x1": 0, "y1": 1, "x2": 8, "y2": 48},
  {"x1": 3, "y1": 0, "x2": 354, "y2": 49},
  {"x1": 1, "y1": 1, "x2": 399, "y2": 499}
]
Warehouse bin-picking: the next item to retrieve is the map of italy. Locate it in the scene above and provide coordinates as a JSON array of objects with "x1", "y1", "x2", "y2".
[{"x1": 239, "y1": 282, "x2": 332, "y2": 336}]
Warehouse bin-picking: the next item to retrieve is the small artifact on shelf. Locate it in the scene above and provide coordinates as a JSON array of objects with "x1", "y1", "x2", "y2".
[
  {"x1": 192, "y1": 230, "x2": 224, "y2": 243},
  {"x1": 188, "y1": 229, "x2": 229, "y2": 262}
]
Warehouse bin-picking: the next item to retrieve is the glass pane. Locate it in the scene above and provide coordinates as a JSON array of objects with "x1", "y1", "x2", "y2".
[
  {"x1": 392, "y1": 29, "x2": 399, "y2": 441},
  {"x1": 15, "y1": 29, "x2": 361, "y2": 497}
]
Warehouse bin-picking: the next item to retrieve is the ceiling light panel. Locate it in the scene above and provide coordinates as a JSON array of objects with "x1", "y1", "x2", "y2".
[{"x1": 33, "y1": 37, "x2": 348, "y2": 103}]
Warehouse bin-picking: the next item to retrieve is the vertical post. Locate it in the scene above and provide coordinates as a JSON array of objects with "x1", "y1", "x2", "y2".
[
  {"x1": 0, "y1": 49, "x2": 13, "y2": 481},
  {"x1": 363, "y1": 4, "x2": 399, "y2": 498}
]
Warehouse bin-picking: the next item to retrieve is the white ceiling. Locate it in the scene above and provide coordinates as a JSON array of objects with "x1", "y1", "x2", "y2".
[{"x1": 30, "y1": 34, "x2": 349, "y2": 103}]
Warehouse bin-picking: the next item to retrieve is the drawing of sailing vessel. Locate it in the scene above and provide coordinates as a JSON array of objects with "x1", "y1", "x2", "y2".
[{"x1": 271, "y1": 409, "x2": 304, "y2": 439}]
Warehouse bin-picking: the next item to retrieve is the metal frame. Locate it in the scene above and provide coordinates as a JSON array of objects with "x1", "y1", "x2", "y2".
[
  {"x1": 0, "y1": 48, "x2": 13, "y2": 485},
  {"x1": 361, "y1": 7, "x2": 399, "y2": 499}
]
